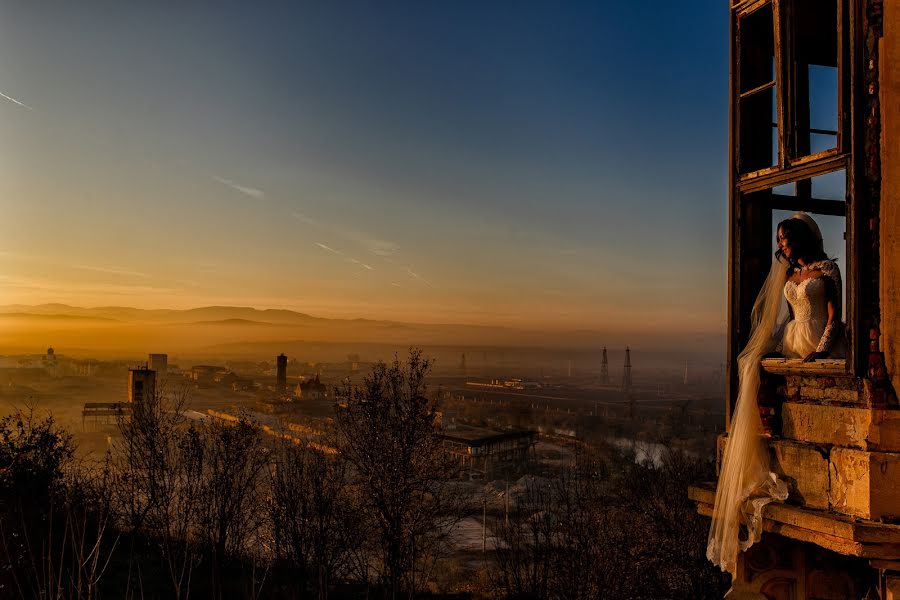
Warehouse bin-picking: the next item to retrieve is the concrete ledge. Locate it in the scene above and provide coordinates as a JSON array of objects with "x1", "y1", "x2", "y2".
[
  {"x1": 689, "y1": 483, "x2": 900, "y2": 559},
  {"x1": 830, "y1": 448, "x2": 900, "y2": 520},
  {"x1": 769, "y1": 439, "x2": 830, "y2": 509},
  {"x1": 782, "y1": 402, "x2": 900, "y2": 451},
  {"x1": 761, "y1": 358, "x2": 849, "y2": 376},
  {"x1": 718, "y1": 437, "x2": 900, "y2": 520}
]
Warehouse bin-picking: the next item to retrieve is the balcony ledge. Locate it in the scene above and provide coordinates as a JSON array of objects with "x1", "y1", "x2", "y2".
[
  {"x1": 689, "y1": 482, "x2": 900, "y2": 560},
  {"x1": 760, "y1": 358, "x2": 849, "y2": 376}
]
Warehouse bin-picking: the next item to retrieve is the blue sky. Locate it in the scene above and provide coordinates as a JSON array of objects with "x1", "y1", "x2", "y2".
[{"x1": 0, "y1": 1, "x2": 730, "y2": 334}]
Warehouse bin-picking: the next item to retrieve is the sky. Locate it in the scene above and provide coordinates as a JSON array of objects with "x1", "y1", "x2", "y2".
[{"x1": 0, "y1": 1, "x2": 730, "y2": 335}]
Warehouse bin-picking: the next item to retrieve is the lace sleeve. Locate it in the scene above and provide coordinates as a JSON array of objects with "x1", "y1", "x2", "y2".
[{"x1": 815, "y1": 260, "x2": 843, "y2": 354}]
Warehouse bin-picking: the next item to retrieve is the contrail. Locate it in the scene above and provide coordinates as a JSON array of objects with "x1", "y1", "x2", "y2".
[
  {"x1": 315, "y1": 242, "x2": 343, "y2": 255},
  {"x1": 405, "y1": 267, "x2": 433, "y2": 288},
  {"x1": 0, "y1": 91, "x2": 33, "y2": 110},
  {"x1": 315, "y1": 243, "x2": 376, "y2": 272},
  {"x1": 212, "y1": 175, "x2": 265, "y2": 199},
  {"x1": 73, "y1": 264, "x2": 148, "y2": 278},
  {"x1": 291, "y1": 211, "x2": 322, "y2": 227}
]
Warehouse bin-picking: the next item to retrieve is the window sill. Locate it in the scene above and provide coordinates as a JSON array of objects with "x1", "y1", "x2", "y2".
[
  {"x1": 760, "y1": 357, "x2": 848, "y2": 376},
  {"x1": 737, "y1": 152, "x2": 848, "y2": 193}
]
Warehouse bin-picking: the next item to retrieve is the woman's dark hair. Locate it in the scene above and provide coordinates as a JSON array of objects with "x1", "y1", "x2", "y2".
[{"x1": 775, "y1": 217, "x2": 829, "y2": 274}]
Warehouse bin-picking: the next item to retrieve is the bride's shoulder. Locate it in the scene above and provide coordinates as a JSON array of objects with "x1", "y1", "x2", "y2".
[{"x1": 813, "y1": 259, "x2": 841, "y2": 279}]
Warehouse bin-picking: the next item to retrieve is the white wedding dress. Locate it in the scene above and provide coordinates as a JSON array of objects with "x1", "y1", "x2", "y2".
[
  {"x1": 780, "y1": 259, "x2": 844, "y2": 359},
  {"x1": 707, "y1": 257, "x2": 844, "y2": 576}
]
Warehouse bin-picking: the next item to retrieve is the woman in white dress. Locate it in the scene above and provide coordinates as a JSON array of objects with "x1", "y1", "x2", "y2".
[
  {"x1": 707, "y1": 213, "x2": 845, "y2": 577},
  {"x1": 775, "y1": 215, "x2": 845, "y2": 360}
]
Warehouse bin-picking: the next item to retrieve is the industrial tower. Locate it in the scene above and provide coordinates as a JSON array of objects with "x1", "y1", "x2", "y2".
[
  {"x1": 622, "y1": 346, "x2": 634, "y2": 420},
  {"x1": 621, "y1": 346, "x2": 632, "y2": 395},
  {"x1": 600, "y1": 346, "x2": 609, "y2": 384},
  {"x1": 128, "y1": 367, "x2": 156, "y2": 404}
]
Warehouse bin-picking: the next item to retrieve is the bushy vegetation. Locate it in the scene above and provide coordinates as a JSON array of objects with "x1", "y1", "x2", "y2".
[
  {"x1": 491, "y1": 445, "x2": 728, "y2": 599},
  {"x1": 0, "y1": 352, "x2": 727, "y2": 599}
]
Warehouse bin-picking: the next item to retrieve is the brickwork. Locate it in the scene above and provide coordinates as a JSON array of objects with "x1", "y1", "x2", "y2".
[
  {"x1": 698, "y1": 1, "x2": 900, "y2": 596},
  {"x1": 763, "y1": 368, "x2": 900, "y2": 521}
]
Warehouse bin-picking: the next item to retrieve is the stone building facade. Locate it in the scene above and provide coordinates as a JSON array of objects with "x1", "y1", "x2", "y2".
[{"x1": 690, "y1": 1, "x2": 900, "y2": 598}]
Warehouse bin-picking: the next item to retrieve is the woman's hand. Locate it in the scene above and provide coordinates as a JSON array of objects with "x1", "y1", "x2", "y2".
[{"x1": 802, "y1": 351, "x2": 829, "y2": 363}]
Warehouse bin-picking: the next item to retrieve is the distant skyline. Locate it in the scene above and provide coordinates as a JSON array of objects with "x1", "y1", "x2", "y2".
[{"x1": 1, "y1": 2, "x2": 729, "y2": 336}]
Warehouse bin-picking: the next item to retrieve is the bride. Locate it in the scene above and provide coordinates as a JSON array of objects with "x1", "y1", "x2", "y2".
[{"x1": 706, "y1": 212, "x2": 845, "y2": 576}]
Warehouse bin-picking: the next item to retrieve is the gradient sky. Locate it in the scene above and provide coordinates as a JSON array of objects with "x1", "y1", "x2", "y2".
[{"x1": 0, "y1": 1, "x2": 730, "y2": 334}]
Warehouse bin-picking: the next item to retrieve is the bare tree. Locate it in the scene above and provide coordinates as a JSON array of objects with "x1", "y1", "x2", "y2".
[
  {"x1": 0, "y1": 405, "x2": 118, "y2": 599},
  {"x1": 113, "y1": 384, "x2": 188, "y2": 532},
  {"x1": 490, "y1": 443, "x2": 728, "y2": 600},
  {"x1": 334, "y1": 350, "x2": 468, "y2": 599},
  {"x1": 0, "y1": 405, "x2": 72, "y2": 597},
  {"x1": 491, "y1": 476, "x2": 556, "y2": 599},
  {"x1": 269, "y1": 437, "x2": 363, "y2": 599},
  {"x1": 57, "y1": 455, "x2": 121, "y2": 600},
  {"x1": 195, "y1": 413, "x2": 269, "y2": 599},
  {"x1": 113, "y1": 383, "x2": 203, "y2": 599}
]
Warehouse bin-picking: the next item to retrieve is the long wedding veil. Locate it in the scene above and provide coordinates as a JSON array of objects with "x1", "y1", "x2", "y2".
[{"x1": 706, "y1": 255, "x2": 790, "y2": 575}]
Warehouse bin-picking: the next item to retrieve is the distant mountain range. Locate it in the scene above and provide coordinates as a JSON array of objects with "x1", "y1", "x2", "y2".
[
  {"x1": 0, "y1": 303, "x2": 725, "y2": 360},
  {"x1": 0, "y1": 304, "x2": 327, "y2": 325}
]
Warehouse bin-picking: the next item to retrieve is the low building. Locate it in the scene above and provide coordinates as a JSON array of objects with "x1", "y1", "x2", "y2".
[
  {"x1": 231, "y1": 378, "x2": 255, "y2": 392},
  {"x1": 441, "y1": 425, "x2": 536, "y2": 479},
  {"x1": 294, "y1": 374, "x2": 327, "y2": 400},
  {"x1": 188, "y1": 365, "x2": 229, "y2": 383},
  {"x1": 148, "y1": 353, "x2": 167, "y2": 380}
]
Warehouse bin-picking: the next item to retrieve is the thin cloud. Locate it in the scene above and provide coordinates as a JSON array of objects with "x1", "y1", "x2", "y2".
[
  {"x1": 212, "y1": 175, "x2": 266, "y2": 199},
  {"x1": 350, "y1": 258, "x2": 374, "y2": 271},
  {"x1": 367, "y1": 239, "x2": 400, "y2": 257},
  {"x1": 73, "y1": 264, "x2": 148, "y2": 278},
  {"x1": 0, "y1": 274, "x2": 181, "y2": 297},
  {"x1": 0, "y1": 90, "x2": 33, "y2": 110},
  {"x1": 291, "y1": 211, "x2": 322, "y2": 227},
  {"x1": 315, "y1": 242, "x2": 343, "y2": 255},
  {"x1": 291, "y1": 213, "x2": 400, "y2": 259},
  {"x1": 405, "y1": 267, "x2": 433, "y2": 288},
  {"x1": 315, "y1": 243, "x2": 376, "y2": 272}
]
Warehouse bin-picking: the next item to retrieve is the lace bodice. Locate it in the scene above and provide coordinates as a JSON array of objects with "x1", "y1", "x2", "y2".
[
  {"x1": 781, "y1": 259, "x2": 843, "y2": 354},
  {"x1": 784, "y1": 277, "x2": 827, "y2": 323}
]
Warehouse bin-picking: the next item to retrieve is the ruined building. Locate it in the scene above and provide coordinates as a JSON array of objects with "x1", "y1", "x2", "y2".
[{"x1": 690, "y1": 1, "x2": 900, "y2": 597}]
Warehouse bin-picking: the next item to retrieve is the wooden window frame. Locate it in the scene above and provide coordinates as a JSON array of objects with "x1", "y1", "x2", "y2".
[{"x1": 727, "y1": 0, "x2": 860, "y2": 425}]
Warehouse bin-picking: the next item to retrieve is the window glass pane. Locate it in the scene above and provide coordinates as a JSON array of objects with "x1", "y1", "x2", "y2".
[
  {"x1": 739, "y1": 4, "x2": 775, "y2": 93},
  {"x1": 808, "y1": 65, "x2": 838, "y2": 132},
  {"x1": 738, "y1": 4, "x2": 778, "y2": 172},
  {"x1": 741, "y1": 87, "x2": 778, "y2": 172},
  {"x1": 810, "y1": 133, "x2": 838, "y2": 154},
  {"x1": 794, "y1": 0, "x2": 838, "y2": 156},
  {"x1": 810, "y1": 169, "x2": 845, "y2": 201},
  {"x1": 772, "y1": 183, "x2": 795, "y2": 196}
]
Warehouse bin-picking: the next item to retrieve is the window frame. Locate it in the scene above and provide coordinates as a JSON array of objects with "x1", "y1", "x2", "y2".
[{"x1": 727, "y1": 0, "x2": 860, "y2": 426}]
